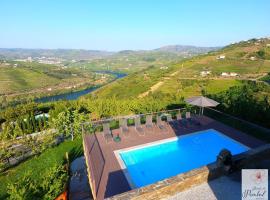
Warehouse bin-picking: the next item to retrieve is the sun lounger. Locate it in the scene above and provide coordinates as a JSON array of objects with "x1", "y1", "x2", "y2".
[
  {"x1": 176, "y1": 112, "x2": 187, "y2": 127},
  {"x1": 145, "y1": 115, "x2": 154, "y2": 131},
  {"x1": 186, "y1": 112, "x2": 201, "y2": 126},
  {"x1": 166, "y1": 114, "x2": 173, "y2": 122},
  {"x1": 176, "y1": 113, "x2": 182, "y2": 121},
  {"x1": 103, "y1": 123, "x2": 113, "y2": 143},
  {"x1": 119, "y1": 118, "x2": 130, "y2": 137},
  {"x1": 135, "y1": 116, "x2": 145, "y2": 136},
  {"x1": 157, "y1": 115, "x2": 167, "y2": 132}
]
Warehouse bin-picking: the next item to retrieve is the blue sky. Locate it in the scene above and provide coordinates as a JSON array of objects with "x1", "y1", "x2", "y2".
[{"x1": 0, "y1": 0, "x2": 270, "y2": 51}]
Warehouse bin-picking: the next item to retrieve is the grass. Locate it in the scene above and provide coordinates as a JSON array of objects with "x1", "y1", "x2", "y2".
[
  {"x1": 0, "y1": 137, "x2": 83, "y2": 199},
  {"x1": 204, "y1": 79, "x2": 242, "y2": 94}
]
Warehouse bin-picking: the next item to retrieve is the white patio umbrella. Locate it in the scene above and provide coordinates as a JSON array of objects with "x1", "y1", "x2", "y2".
[{"x1": 186, "y1": 96, "x2": 219, "y2": 115}]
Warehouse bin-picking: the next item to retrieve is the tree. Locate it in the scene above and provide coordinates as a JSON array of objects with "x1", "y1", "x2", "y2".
[
  {"x1": 52, "y1": 109, "x2": 87, "y2": 141},
  {"x1": 257, "y1": 50, "x2": 265, "y2": 59},
  {"x1": 26, "y1": 114, "x2": 32, "y2": 134},
  {"x1": 30, "y1": 113, "x2": 37, "y2": 133},
  {"x1": 13, "y1": 122, "x2": 24, "y2": 138},
  {"x1": 2, "y1": 122, "x2": 14, "y2": 140},
  {"x1": 38, "y1": 118, "x2": 43, "y2": 132}
]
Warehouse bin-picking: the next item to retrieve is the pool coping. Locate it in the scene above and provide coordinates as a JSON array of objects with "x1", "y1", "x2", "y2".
[{"x1": 114, "y1": 128, "x2": 250, "y2": 189}]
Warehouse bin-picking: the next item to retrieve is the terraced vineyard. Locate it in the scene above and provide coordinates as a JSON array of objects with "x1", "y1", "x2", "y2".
[
  {"x1": 0, "y1": 61, "x2": 113, "y2": 104},
  {"x1": 92, "y1": 38, "x2": 270, "y2": 99}
]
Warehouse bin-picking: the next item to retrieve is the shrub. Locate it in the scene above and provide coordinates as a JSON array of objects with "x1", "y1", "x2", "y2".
[{"x1": 7, "y1": 165, "x2": 68, "y2": 200}]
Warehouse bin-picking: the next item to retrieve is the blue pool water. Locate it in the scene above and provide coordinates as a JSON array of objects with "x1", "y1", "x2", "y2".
[{"x1": 119, "y1": 129, "x2": 248, "y2": 188}]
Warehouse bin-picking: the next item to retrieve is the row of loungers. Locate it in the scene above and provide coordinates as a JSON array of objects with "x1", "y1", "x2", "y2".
[{"x1": 102, "y1": 112, "x2": 200, "y2": 143}]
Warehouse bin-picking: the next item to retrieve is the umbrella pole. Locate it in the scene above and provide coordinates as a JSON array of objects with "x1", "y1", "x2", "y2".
[{"x1": 202, "y1": 107, "x2": 204, "y2": 115}]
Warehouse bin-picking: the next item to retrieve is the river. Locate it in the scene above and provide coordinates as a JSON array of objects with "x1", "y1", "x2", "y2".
[{"x1": 35, "y1": 71, "x2": 127, "y2": 103}]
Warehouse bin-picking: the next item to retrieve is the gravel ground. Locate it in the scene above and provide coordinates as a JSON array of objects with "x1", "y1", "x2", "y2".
[
  {"x1": 168, "y1": 174, "x2": 242, "y2": 200},
  {"x1": 168, "y1": 160, "x2": 270, "y2": 200}
]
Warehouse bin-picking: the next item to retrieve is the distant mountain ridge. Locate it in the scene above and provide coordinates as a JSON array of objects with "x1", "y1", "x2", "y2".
[
  {"x1": 0, "y1": 48, "x2": 114, "y2": 60},
  {"x1": 154, "y1": 45, "x2": 220, "y2": 54},
  {"x1": 0, "y1": 45, "x2": 220, "y2": 60}
]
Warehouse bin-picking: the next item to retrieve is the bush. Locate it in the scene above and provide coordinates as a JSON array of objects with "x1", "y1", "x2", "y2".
[{"x1": 7, "y1": 165, "x2": 68, "y2": 200}]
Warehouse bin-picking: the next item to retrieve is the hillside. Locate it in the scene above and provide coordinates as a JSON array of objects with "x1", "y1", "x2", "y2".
[
  {"x1": 154, "y1": 45, "x2": 219, "y2": 55},
  {"x1": 0, "y1": 61, "x2": 112, "y2": 103},
  {"x1": 92, "y1": 38, "x2": 270, "y2": 99},
  {"x1": 0, "y1": 45, "x2": 217, "y2": 61},
  {"x1": 69, "y1": 51, "x2": 183, "y2": 73},
  {"x1": 69, "y1": 45, "x2": 219, "y2": 73},
  {"x1": 0, "y1": 49, "x2": 113, "y2": 60}
]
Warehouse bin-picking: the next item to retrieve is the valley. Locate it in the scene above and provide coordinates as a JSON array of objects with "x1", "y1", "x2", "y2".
[
  {"x1": 93, "y1": 38, "x2": 270, "y2": 99},
  {"x1": 0, "y1": 37, "x2": 270, "y2": 200}
]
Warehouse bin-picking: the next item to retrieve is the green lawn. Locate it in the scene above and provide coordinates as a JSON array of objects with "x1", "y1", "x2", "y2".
[
  {"x1": 204, "y1": 79, "x2": 241, "y2": 94},
  {"x1": 0, "y1": 137, "x2": 83, "y2": 199}
]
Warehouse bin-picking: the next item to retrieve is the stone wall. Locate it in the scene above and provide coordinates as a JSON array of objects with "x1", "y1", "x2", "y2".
[{"x1": 106, "y1": 144, "x2": 270, "y2": 200}]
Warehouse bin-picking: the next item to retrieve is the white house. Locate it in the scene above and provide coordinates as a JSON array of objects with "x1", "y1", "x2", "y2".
[
  {"x1": 217, "y1": 55, "x2": 226, "y2": 60},
  {"x1": 250, "y1": 56, "x2": 256, "y2": 61},
  {"x1": 160, "y1": 66, "x2": 168, "y2": 70},
  {"x1": 230, "y1": 72, "x2": 238, "y2": 77},
  {"x1": 200, "y1": 71, "x2": 211, "y2": 76},
  {"x1": 221, "y1": 72, "x2": 229, "y2": 77},
  {"x1": 27, "y1": 57, "x2": 32, "y2": 62},
  {"x1": 221, "y1": 72, "x2": 238, "y2": 77}
]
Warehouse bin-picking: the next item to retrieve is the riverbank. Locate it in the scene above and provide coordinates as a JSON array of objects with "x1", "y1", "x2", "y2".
[
  {"x1": 35, "y1": 71, "x2": 127, "y2": 103},
  {"x1": 1, "y1": 71, "x2": 127, "y2": 107}
]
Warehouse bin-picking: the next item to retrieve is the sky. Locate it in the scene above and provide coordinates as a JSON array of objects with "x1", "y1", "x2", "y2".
[{"x1": 0, "y1": 0, "x2": 270, "y2": 51}]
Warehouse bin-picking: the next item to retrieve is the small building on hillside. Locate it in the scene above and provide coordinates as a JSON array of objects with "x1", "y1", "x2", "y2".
[
  {"x1": 221, "y1": 72, "x2": 229, "y2": 77},
  {"x1": 221, "y1": 72, "x2": 238, "y2": 77},
  {"x1": 230, "y1": 72, "x2": 238, "y2": 77},
  {"x1": 216, "y1": 55, "x2": 226, "y2": 60},
  {"x1": 200, "y1": 71, "x2": 211, "y2": 77},
  {"x1": 250, "y1": 56, "x2": 256, "y2": 61},
  {"x1": 160, "y1": 66, "x2": 168, "y2": 70},
  {"x1": 27, "y1": 57, "x2": 32, "y2": 62}
]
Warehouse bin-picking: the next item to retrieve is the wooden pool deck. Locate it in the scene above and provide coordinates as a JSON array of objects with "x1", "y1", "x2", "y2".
[{"x1": 83, "y1": 116, "x2": 265, "y2": 200}]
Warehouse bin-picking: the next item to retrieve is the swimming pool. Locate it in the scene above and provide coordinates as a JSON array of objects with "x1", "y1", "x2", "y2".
[{"x1": 115, "y1": 129, "x2": 249, "y2": 188}]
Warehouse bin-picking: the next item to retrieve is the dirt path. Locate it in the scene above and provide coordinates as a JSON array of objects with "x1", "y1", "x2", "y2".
[
  {"x1": 170, "y1": 71, "x2": 179, "y2": 76},
  {"x1": 138, "y1": 81, "x2": 164, "y2": 98}
]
